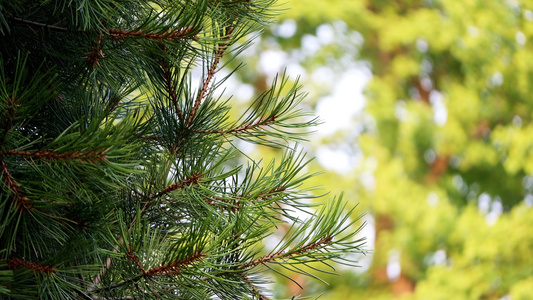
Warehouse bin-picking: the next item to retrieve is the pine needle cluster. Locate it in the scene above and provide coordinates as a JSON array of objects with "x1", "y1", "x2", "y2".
[{"x1": 0, "y1": 0, "x2": 366, "y2": 298}]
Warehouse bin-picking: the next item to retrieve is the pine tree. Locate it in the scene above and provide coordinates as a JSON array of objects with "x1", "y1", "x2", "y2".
[{"x1": 0, "y1": 1, "x2": 366, "y2": 298}]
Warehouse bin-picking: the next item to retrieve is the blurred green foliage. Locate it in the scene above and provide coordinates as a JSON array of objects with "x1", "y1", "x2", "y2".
[{"x1": 237, "y1": 0, "x2": 533, "y2": 298}]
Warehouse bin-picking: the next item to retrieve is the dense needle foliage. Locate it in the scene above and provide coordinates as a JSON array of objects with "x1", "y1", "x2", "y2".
[{"x1": 0, "y1": 0, "x2": 365, "y2": 299}]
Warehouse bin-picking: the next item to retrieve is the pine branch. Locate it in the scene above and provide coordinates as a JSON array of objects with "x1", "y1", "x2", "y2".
[
  {"x1": 187, "y1": 25, "x2": 235, "y2": 127},
  {"x1": 151, "y1": 172, "x2": 203, "y2": 199},
  {"x1": 95, "y1": 250, "x2": 205, "y2": 293},
  {"x1": 243, "y1": 236, "x2": 333, "y2": 269},
  {"x1": 85, "y1": 34, "x2": 104, "y2": 69},
  {"x1": 241, "y1": 274, "x2": 270, "y2": 300},
  {"x1": 91, "y1": 172, "x2": 204, "y2": 290},
  {"x1": 195, "y1": 115, "x2": 276, "y2": 134},
  {"x1": 203, "y1": 184, "x2": 286, "y2": 212},
  {"x1": 145, "y1": 251, "x2": 205, "y2": 276},
  {"x1": 107, "y1": 27, "x2": 198, "y2": 42},
  {"x1": 10, "y1": 16, "x2": 70, "y2": 32},
  {"x1": 1, "y1": 148, "x2": 108, "y2": 163},
  {"x1": 9, "y1": 16, "x2": 198, "y2": 42},
  {"x1": 126, "y1": 248, "x2": 147, "y2": 274},
  {"x1": 0, "y1": 156, "x2": 31, "y2": 212},
  {"x1": 7, "y1": 258, "x2": 55, "y2": 274}
]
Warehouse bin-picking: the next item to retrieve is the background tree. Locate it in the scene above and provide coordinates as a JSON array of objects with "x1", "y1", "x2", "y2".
[
  {"x1": 235, "y1": 0, "x2": 533, "y2": 298},
  {"x1": 0, "y1": 0, "x2": 366, "y2": 298}
]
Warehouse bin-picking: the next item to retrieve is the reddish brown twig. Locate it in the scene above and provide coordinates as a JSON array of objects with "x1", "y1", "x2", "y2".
[
  {"x1": 145, "y1": 252, "x2": 205, "y2": 276},
  {"x1": 241, "y1": 274, "x2": 270, "y2": 300},
  {"x1": 86, "y1": 34, "x2": 104, "y2": 69},
  {"x1": 0, "y1": 156, "x2": 31, "y2": 212},
  {"x1": 187, "y1": 25, "x2": 235, "y2": 127},
  {"x1": 10, "y1": 16, "x2": 197, "y2": 42},
  {"x1": 194, "y1": 116, "x2": 276, "y2": 135},
  {"x1": 2, "y1": 148, "x2": 108, "y2": 163},
  {"x1": 91, "y1": 172, "x2": 203, "y2": 290},
  {"x1": 95, "y1": 251, "x2": 205, "y2": 293},
  {"x1": 8, "y1": 258, "x2": 56, "y2": 274},
  {"x1": 151, "y1": 172, "x2": 202, "y2": 199},
  {"x1": 108, "y1": 27, "x2": 197, "y2": 42},
  {"x1": 126, "y1": 248, "x2": 147, "y2": 274},
  {"x1": 243, "y1": 236, "x2": 333, "y2": 269}
]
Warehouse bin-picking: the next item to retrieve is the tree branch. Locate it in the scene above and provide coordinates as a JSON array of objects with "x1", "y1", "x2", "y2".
[
  {"x1": 194, "y1": 116, "x2": 276, "y2": 135},
  {"x1": 93, "y1": 251, "x2": 205, "y2": 293},
  {"x1": 187, "y1": 25, "x2": 235, "y2": 127},
  {"x1": 10, "y1": 16, "x2": 197, "y2": 42},
  {"x1": 241, "y1": 274, "x2": 270, "y2": 300},
  {"x1": 107, "y1": 27, "x2": 197, "y2": 42},
  {"x1": 151, "y1": 172, "x2": 202, "y2": 199},
  {"x1": 8, "y1": 258, "x2": 56, "y2": 274},
  {"x1": 90, "y1": 172, "x2": 202, "y2": 290},
  {"x1": 10, "y1": 16, "x2": 70, "y2": 32},
  {"x1": 0, "y1": 156, "x2": 31, "y2": 212},
  {"x1": 1, "y1": 148, "x2": 108, "y2": 163},
  {"x1": 203, "y1": 185, "x2": 287, "y2": 212},
  {"x1": 243, "y1": 236, "x2": 333, "y2": 269}
]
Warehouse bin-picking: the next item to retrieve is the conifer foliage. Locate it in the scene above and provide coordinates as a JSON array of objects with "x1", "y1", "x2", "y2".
[{"x1": 0, "y1": 1, "x2": 365, "y2": 298}]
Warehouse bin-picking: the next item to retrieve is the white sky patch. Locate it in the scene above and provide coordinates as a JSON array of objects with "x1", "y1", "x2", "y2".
[
  {"x1": 486, "y1": 196, "x2": 503, "y2": 226},
  {"x1": 316, "y1": 24, "x2": 335, "y2": 45},
  {"x1": 526, "y1": 10, "x2": 533, "y2": 21},
  {"x1": 263, "y1": 232, "x2": 282, "y2": 253},
  {"x1": 234, "y1": 83, "x2": 255, "y2": 102},
  {"x1": 339, "y1": 213, "x2": 375, "y2": 273},
  {"x1": 395, "y1": 100, "x2": 408, "y2": 121},
  {"x1": 359, "y1": 170, "x2": 375, "y2": 191},
  {"x1": 361, "y1": 220, "x2": 375, "y2": 270},
  {"x1": 209, "y1": 69, "x2": 232, "y2": 98},
  {"x1": 240, "y1": 35, "x2": 261, "y2": 58},
  {"x1": 301, "y1": 34, "x2": 321, "y2": 57},
  {"x1": 259, "y1": 49, "x2": 288, "y2": 78},
  {"x1": 416, "y1": 38, "x2": 429, "y2": 53},
  {"x1": 424, "y1": 149, "x2": 436, "y2": 164},
  {"x1": 316, "y1": 68, "x2": 371, "y2": 135},
  {"x1": 427, "y1": 192, "x2": 439, "y2": 207},
  {"x1": 314, "y1": 68, "x2": 371, "y2": 173},
  {"x1": 210, "y1": 68, "x2": 255, "y2": 103},
  {"x1": 522, "y1": 175, "x2": 533, "y2": 191},
  {"x1": 421, "y1": 58, "x2": 433, "y2": 74},
  {"x1": 513, "y1": 115, "x2": 522, "y2": 128},
  {"x1": 478, "y1": 192, "x2": 491, "y2": 214},
  {"x1": 316, "y1": 146, "x2": 362, "y2": 174},
  {"x1": 237, "y1": 139, "x2": 257, "y2": 155},
  {"x1": 311, "y1": 66, "x2": 335, "y2": 86},
  {"x1": 386, "y1": 249, "x2": 401, "y2": 282},
  {"x1": 275, "y1": 19, "x2": 297, "y2": 38},
  {"x1": 524, "y1": 194, "x2": 533, "y2": 207},
  {"x1": 516, "y1": 31, "x2": 526, "y2": 46},
  {"x1": 285, "y1": 62, "x2": 307, "y2": 80},
  {"x1": 420, "y1": 76, "x2": 433, "y2": 91},
  {"x1": 430, "y1": 90, "x2": 447, "y2": 126},
  {"x1": 490, "y1": 71, "x2": 504, "y2": 87},
  {"x1": 430, "y1": 249, "x2": 447, "y2": 265}
]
